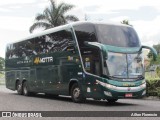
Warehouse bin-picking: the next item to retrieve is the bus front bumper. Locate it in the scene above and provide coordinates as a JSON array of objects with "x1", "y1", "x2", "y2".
[{"x1": 96, "y1": 80, "x2": 146, "y2": 99}]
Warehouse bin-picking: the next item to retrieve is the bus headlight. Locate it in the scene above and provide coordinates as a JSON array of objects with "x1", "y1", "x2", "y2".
[
  {"x1": 96, "y1": 80, "x2": 117, "y2": 89},
  {"x1": 105, "y1": 83, "x2": 117, "y2": 89},
  {"x1": 96, "y1": 80, "x2": 146, "y2": 91},
  {"x1": 104, "y1": 91, "x2": 112, "y2": 97}
]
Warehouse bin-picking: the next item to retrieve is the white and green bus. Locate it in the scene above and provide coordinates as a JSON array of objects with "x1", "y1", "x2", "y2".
[{"x1": 5, "y1": 22, "x2": 157, "y2": 103}]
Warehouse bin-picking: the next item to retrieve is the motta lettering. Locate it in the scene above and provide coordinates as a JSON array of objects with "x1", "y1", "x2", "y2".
[{"x1": 34, "y1": 57, "x2": 53, "y2": 64}]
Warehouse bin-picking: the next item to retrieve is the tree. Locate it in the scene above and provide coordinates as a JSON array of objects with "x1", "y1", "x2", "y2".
[
  {"x1": 148, "y1": 44, "x2": 160, "y2": 59},
  {"x1": 121, "y1": 19, "x2": 132, "y2": 26},
  {"x1": 29, "y1": 0, "x2": 79, "y2": 33},
  {"x1": 0, "y1": 57, "x2": 4, "y2": 73},
  {"x1": 153, "y1": 44, "x2": 160, "y2": 55},
  {"x1": 148, "y1": 44, "x2": 160, "y2": 65}
]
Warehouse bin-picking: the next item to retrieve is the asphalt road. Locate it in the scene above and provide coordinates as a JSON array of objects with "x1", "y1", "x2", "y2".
[{"x1": 0, "y1": 85, "x2": 160, "y2": 120}]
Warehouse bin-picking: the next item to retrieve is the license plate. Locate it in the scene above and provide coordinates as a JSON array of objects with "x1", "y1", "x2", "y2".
[{"x1": 125, "y1": 93, "x2": 132, "y2": 97}]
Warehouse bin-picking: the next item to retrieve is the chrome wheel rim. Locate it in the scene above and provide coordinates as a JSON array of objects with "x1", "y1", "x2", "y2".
[
  {"x1": 73, "y1": 88, "x2": 80, "y2": 99},
  {"x1": 17, "y1": 84, "x2": 21, "y2": 92}
]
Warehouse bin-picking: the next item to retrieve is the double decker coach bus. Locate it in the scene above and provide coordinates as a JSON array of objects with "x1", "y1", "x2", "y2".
[{"x1": 5, "y1": 22, "x2": 157, "y2": 103}]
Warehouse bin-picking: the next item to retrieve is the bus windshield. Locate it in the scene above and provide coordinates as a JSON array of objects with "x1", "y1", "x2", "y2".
[
  {"x1": 106, "y1": 52, "x2": 143, "y2": 79},
  {"x1": 95, "y1": 24, "x2": 140, "y2": 47}
]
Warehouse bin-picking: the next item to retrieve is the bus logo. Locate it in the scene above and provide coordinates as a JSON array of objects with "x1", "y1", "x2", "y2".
[
  {"x1": 34, "y1": 57, "x2": 53, "y2": 64},
  {"x1": 128, "y1": 87, "x2": 131, "y2": 91}
]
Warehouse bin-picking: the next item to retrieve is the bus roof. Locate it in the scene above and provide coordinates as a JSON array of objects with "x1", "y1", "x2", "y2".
[
  {"x1": 7, "y1": 21, "x2": 132, "y2": 45},
  {"x1": 71, "y1": 21, "x2": 132, "y2": 28}
]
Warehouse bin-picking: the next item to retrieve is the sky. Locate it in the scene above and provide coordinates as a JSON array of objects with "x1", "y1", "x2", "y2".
[{"x1": 0, "y1": 0, "x2": 160, "y2": 58}]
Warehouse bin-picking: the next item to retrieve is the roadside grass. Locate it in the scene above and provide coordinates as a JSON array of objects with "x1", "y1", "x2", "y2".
[
  {"x1": 0, "y1": 73, "x2": 4, "y2": 77},
  {"x1": 0, "y1": 73, "x2": 5, "y2": 85},
  {"x1": 0, "y1": 80, "x2": 5, "y2": 85}
]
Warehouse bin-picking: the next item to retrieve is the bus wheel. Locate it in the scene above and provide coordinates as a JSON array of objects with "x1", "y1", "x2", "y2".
[
  {"x1": 16, "y1": 81, "x2": 23, "y2": 95},
  {"x1": 22, "y1": 81, "x2": 30, "y2": 96},
  {"x1": 71, "y1": 83, "x2": 86, "y2": 103},
  {"x1": 107, "y1": 99, "x2": 118, "y2": 103}
]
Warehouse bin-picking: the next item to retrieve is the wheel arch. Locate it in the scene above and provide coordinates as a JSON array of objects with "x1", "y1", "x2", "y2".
[
  {"x1": 69, "y1": 79, "x2": 79, "y2": 95},
  {"x1": 21, "y1": 79, "x2": 29, "y2": 90}
]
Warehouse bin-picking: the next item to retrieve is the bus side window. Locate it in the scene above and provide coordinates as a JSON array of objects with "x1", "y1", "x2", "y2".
[{"x1": 49, "y1": 29, "x2": 75, "y2": 53}]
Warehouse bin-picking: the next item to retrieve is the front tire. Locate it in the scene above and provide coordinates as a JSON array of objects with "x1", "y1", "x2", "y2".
[{"x1": 71, "y1": 83, "x2": 86, "y2": 103}]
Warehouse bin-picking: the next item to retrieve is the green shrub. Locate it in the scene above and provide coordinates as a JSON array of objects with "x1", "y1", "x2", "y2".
[
  {"x1": 156, "y1": 67, "x2": 160, "y2": 77},
  {"x1": 146, "y1": 79, "x2": 160, "y2": 97},
  {"x1": 147, "y1": 91, "x2": 158, "y2": 96}
]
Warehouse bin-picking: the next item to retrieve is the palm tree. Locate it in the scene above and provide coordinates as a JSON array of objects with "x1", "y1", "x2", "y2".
[
  {"x1": 121, "y1": 19, "x2": 132, "y2": 26},
  {"x1": 29, "y1": 0, "x2": 79, "y2": 33}
]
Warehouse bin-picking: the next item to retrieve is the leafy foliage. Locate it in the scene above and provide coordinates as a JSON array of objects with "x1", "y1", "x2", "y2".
[
  {"x1": 156, "y1": 66, "x2": 160, "y2": 77},
  {"x1": 153, "y1": 44, "x2": 160, "y2": 54},
  {"x1": 147, "y1": 44, "x2": 160, "y2": 65},
  {"x1": 30, "y1": 0, "x2": 79, "y2": 33},
  {"x1": 149, "y1": 54, "x2": 160, "y2": 65},
  {"x1": 146, "y1": 75, "x2": 160, "y2": 97},
  {"x1": 145, "y1": 72, "x2": 160, "y2": 97},
  {"x1": 146, "y1": 79, "x2": 157, "y2": 96},
  {"x1": 121, "y1": 19, "x2": 132, "y2": 26},
  {"x1": 148, "y1": 44, "x2": 160, "y2": 57},
  {"x1": 0, "y1": 57, "x2": 4, "y2": 74},
  {"x1": 156, "y1": 87, "x2": 160, "y2": 97}
]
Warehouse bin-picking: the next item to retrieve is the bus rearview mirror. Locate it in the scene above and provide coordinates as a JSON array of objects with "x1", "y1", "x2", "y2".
[
  {"x1": 84, "y1": 41, "x2": 108, "y2": 60},
  {"x1": 140, "y1": 45, "x2": 157, "y2": 61}
]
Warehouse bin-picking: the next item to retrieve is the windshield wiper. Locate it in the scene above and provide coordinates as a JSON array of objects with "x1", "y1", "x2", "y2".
[
  {"x1": 105, "y1": 75, "x2": 144, "y2": 80},
  {"x1": 107, "y1": 75, "x2": 127, "y2": 79},
  {"x1": 137, "y1": 75, "x2": 144, "y2": 79},
  {"x1": 102, "y1": 74, "x2": 120, "y2": 79}
]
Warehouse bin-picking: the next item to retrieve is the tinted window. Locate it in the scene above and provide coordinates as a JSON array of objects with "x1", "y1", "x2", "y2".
[
  {"x1": 6, "y1": 44, "x2": 17, "y2": 59},
  {"x1": 49, "y1": 29, "x2": 74, "y2": 52},
  {"x1": 74, "y1": 24, "x2": 97, "y2": 48},
  {"x1": 95, "y1": 24, "x2": 140, "y2": 47},
  {"x1": 6, "y1": 39, "x2": 35, "y2": 59},
  {"x1": 6, "y1": 29, "x2": 74, "y2": 59},
  {"x1": 74, "y1": 24, "x2": 102, "y2": 75},
  {"x1": 34, "y1": 29, "x2": 74, "y2": 54}
]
